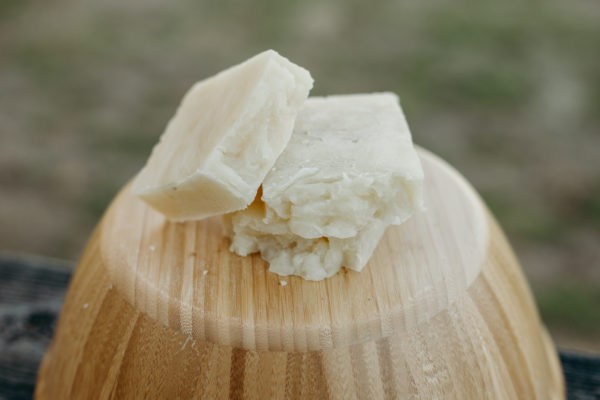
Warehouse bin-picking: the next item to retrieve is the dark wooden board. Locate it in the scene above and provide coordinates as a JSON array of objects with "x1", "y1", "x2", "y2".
[{"x1": 0, "y1": 253, "x2": 71, "y2": 400}]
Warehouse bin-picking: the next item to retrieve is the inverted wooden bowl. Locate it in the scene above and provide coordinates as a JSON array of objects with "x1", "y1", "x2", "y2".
[{"x1": 36, "y1": 148, "x2": 564, "y2": 399}]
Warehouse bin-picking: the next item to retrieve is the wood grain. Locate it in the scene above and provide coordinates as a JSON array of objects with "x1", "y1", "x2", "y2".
[
  {"x1": 36, "y1": 149, "x2": 564, "y2": 399},
  {"x1": 98, "y1": 148, "x2": 488, "y2": 351}
]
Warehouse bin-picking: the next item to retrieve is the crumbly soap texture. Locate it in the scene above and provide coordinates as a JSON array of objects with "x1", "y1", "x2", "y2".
[
  {"x1": 133, "y1": 50, "x2": 424, "y2": 280},
  {"x1": 225, "y1": 93, "x2": 424, "y2": 280}
]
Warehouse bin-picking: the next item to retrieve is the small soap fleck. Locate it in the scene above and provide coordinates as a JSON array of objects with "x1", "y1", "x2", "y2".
[
  {"x1": 279, "y1": 279, "x2": 288, "y2": 287},
  {"x1": 149, "y1": 245, "x2": 156, "y2": 252},
  {"x1": 83, "y1": 303, "x2": 89, "y2": 309}
]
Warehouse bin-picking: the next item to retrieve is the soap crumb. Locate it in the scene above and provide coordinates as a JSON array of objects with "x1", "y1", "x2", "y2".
[
  {"x1": 203, "y1": 270, "x2": 208, "y2": 276},
  {"x1": 181, "y1": 335, "x2": 192, "y2": 351},
  {"x1": 83, "y1": 303, "x2": 89, "y2": 309},
  {"x1": 279, "y1": 279, "x2": 288, "y2": 287},
  {"x1": 149, "y1": 245, "x2": 156, "y2": 252}
]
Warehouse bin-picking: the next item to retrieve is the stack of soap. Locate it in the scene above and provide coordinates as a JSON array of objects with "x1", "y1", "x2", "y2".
[
  {"x1": 132, "y1": 50, "x2": 424, "y2": 281},
  {"x1": 225, "y1": 93, "x2": 424, "y2": 280}
]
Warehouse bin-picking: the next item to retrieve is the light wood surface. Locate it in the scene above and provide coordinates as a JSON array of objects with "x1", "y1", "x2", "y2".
[
  {"x1": 36, "y1": 149, "x2": 564, "y2": 399},
  {"x1": 98, "y1": 148, "x2": 488, "y2": 351}
]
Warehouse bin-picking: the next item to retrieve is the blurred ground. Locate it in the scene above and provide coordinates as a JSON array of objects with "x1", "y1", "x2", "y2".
[{"x1": 1, "y1": 0, "x2": 598, "y2": 351}]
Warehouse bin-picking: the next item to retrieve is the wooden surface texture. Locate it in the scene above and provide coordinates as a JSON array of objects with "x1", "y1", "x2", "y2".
[
  {"x1": 100, "y1": 149, "x2": 488, "y2": 351},
  {"x1": 36, "y1": 149, "x2": 564, "y2": 399},
  {"x1": 4, "y1": 256, "x2": 595, "y2": 400}
]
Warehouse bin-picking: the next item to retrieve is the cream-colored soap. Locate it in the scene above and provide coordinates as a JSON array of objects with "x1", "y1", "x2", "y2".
[
  {"x1": 226, "y1": 93, "x2": 424, "y2": 280},
  {"x1": 225, "y1": 199, "x2": 386, "y2": 280},
  {"x1": 132, "y1": 50, "x2": 313, "y2": 221}
]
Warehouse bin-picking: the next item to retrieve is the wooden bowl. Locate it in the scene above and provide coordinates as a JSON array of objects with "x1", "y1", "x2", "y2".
[{"x1": 36, "y1": 149, "x2": 564, "y2": 399}]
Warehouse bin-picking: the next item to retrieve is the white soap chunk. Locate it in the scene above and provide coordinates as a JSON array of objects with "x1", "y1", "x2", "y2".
[
  {"x1": 225, "y1": 199, "x2": 387, "y2": 280},
  {"x1": 263, "y1": 93, "x2": 424, "y2": 238},
  {"x1": 132, "y1": 50, "x2": 313, "y2": 221},
  {"x1": 226, "y1": 93, "x2": 424, "y2": 280}
]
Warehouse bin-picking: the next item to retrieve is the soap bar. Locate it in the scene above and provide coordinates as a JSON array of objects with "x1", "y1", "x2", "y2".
[
  {"x1": 132, "y1": 50, "x2": 313, "y2": 221},
  {"x1": 226, "y1": 93, "x2": 424, "y2": 280}
]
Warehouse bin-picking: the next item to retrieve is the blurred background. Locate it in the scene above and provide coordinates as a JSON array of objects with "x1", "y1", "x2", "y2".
[{"x1": 1, "y1": 0, "x2": 598, "y2": 351}]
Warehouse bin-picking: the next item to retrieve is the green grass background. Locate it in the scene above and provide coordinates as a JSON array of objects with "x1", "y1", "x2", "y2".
[{"x1": 1, "y1": 0, "x2": 598, "y2": 350}]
